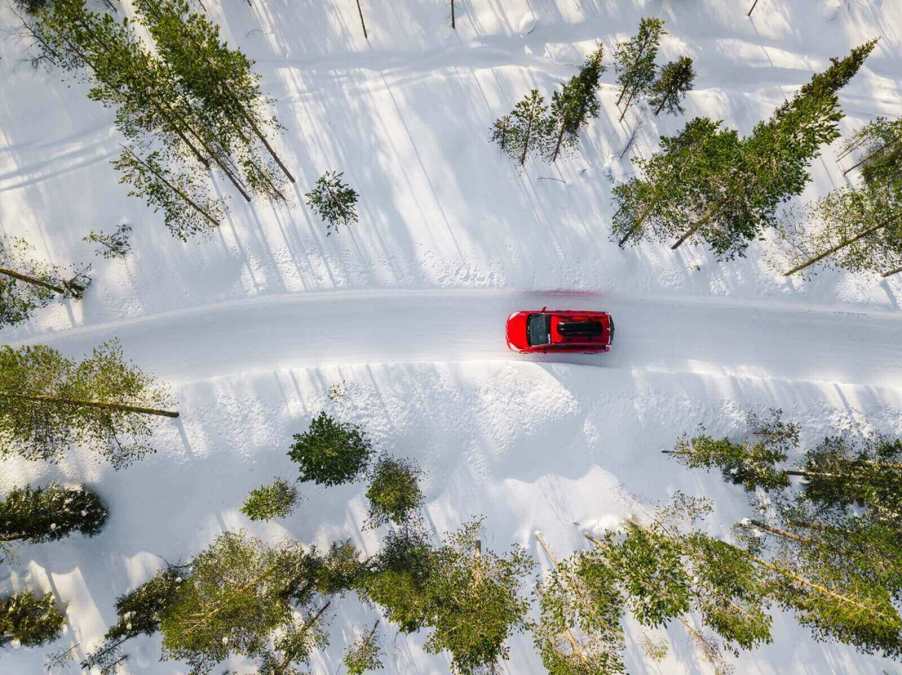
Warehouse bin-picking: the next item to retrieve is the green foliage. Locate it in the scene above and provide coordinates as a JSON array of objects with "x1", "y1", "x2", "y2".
[
  {"x1": 0, "y1": 237, "x2": 83, "y2": 329},
  {"x1": 362, "y1": 522, "x2": 533, "y2": 673},
  {"x1": 548, "y1": 45, "x2": 606, "y2": 161},
  {"x1": 289, "y1": 411, "x2": 373, "y2": 486},
  {"x1": 107, "y1": 568, "x2": 186, "y2": 643},
  {"x1": 112, "y1": 149, "x2": 223, "y2": 240},
  {"x1": 159, "y1": 532, "x2": 328, "y2": 673},
  {"x1": 493, "y1": 89, "x2": 554, "y2": 165},
  {"x1": 615, "y1": 42, "x2": 875, "y2": 258},
  {"x1": 799, "y1": 435, "x2": 902, "y2": 527},
  {"x1": 360, "y1": 529, "x2": 434, "y2": 632},
  {"x1": 365, "y1": 456, "x2": 424, "y2": 528},
  {"x1": 241, "y1": 479, "x2": 299, "y2": 521},
  {"x1": 0, "y1": 592, "x2": 65, "y2": 648},
  {"x1": 666, "y1": 412, "x2": 902, "y2": 658},
  {"x1": 0, "y1": 340, "x2": 172, "y2": 468},
  {"x1": 669, "y1": 434, "x2": 791, "y2": 492},
  {"x1": 649, "y1": 56, "x2": 695, "y2": 116},
  {"x1": 84, "y1": 224, "x2": 133, "y2": 259},
  {"x1": 305, "y1": 171, "x2": 359, "y2": 235},
  {"x1": 614, "y1": 17, "x2": 665, "y2": 114},
  {"x1": 343, "y1": 623, "x2": 383, "y2": 675},
  {"x1": 0, "y1": 483, "x2": 108, "y2": 543},
  {"x1": 534, "y1": 549, "x2": 625, "y2": 674}
]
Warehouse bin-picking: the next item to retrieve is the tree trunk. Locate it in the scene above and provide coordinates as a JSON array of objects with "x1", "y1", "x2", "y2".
[
  {"x1": 0, "y1": 392, "x2": 179, "y2": 418},
  {"x1": 520, "y1": 116, "x2": 534, "y2": 166},
  {"x1": 882, "y1": 265, "x2": 902, "y2": 278},
  {"x1": 618, "y1": 198, "x2": 656, "y2": 247},
  {"x1": 356, "y1": 0, "x2": 368, "y2": 40},
  {"x1": 842, "y1": 142, "x2": 890, "y2": 176},
  {"x1": 783, "y1": 216, "x2": 894, "y2": 276},
  {"x1": 742, "y1": 519, "x2": 808, "y2": 544},
  {"x1": 747, "y1": 0, "x2": 760, "y2": 17},
  {"x1": 654, "y1": 97, "x2": 667, "y2": 116},
  {"x1": 121, "y1": 146, "x2": 222, "y2": 229},
  {"x1": 618, "y1": 88, "x2": 636, "y2": 122},
  {"x1": 0, "y1": 268, "x2": 67, "y2": 295},
  {"x1": 551, "y1": 122, "x2": 566, "y2": 163},
  {"x1": 451, "y1": 0, "x2": 455, "y2": 29},
  {"x1": 536, "y1": 532, "x2": 590, "y2": 664},
  {"x1": 616, "y1": 85, "x2": 627, "y2": 107},
  {"x1": 671, "y1": 205, "x2": 718, "y2": 250}
]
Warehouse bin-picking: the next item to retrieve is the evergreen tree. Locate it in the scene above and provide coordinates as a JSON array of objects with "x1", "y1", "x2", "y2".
[
  {"x1": 362, "y1": 522, "x2": 533, "y2": 673},
  {"x1": 0, "y1": 592, "x2": 65, "y2": 648},
  {"x1": 132, "y1": 0, "x2": 292, "y2": 187},
  {"x1": 841, "y1": 116, "x2": 902, "y2": 185},
  {"x1": 158, "y1": 532, "x2": 331, "y2": 673},
  {"x1": 547, "y1": 45, "x2": 605, "y2": 162},
  {"x1": 784, "y1": 116, "x2": 901, "y2": 277},
  {"x1": 84, "y1": 223, "x2": 133, "y2": 259},
  {"x1": 0, "y1": 340, "x2": 177, "y2": 468},
  {"x1": 0, "y1": 483, "x2": 108, "y2": 543},
  {"x1": 494, "y1": 89, "x2": 554, "y2": 166},
  {"x1": 359, "y1": 528, "x2": 434, "y2": 633},
  {"x1": 112, "y1": 148, "x2": 223, "y2": 240},
  {"x1": 666, "y1": 414, "x2": 902, "y2": 658},
  {"x1": 616, "y1": 42, "x2": 875, "y2": 258},
  {"x1": 343, "y1": 621, "x2": 382, "y2": 675},
  {"x1": 305, "y1": 171, "x2": 359, "y2": 235},
  {"x1": 611, "y1": 116, "x2": 742, "y2": 249},
  {"x1": 289, "y1": 411, "x2": 373, "y2": 486},
  {"x1": 785, "y1": 182, "x2": 902, "y2": 277},
  {"x1": 0, "y1": 237, "x2": 89, "y2": 328},
  {"x1": 241, "y1": 479, "x2": 299, "y2": 521},
  {"x1": 614, "y1": 17, "x2": 665, "y2": 121},
  {"x1": 365, "y1": 456, "x2": 424, "y2": 528},
  {"x1": 649, "y1": 56, "x2": 695, "y2": 116}
]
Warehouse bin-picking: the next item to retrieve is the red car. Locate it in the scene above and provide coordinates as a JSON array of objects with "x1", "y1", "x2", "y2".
[{"x1": 506, "y1": 308, "x2": 614, "y2": 353}]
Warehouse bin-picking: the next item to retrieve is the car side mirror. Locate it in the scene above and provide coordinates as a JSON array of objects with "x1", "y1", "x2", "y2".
[{"x1": 541, "y1": 306, "x2": 547, "y2": 311}]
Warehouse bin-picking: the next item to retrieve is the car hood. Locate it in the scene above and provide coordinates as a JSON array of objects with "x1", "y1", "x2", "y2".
[{"x1": 506, "y1": 312, "x2": 529, "y2": 350}]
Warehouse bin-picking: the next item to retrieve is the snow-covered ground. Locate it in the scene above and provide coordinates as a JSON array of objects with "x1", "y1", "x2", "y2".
[{"x1": 1, "y1": 0, "x2": 901, "y2": 672}]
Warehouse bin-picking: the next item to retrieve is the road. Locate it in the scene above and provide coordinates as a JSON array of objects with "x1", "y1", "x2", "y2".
[{"x1": 13, "y1": 289, "x2": 902, "y2": 387}]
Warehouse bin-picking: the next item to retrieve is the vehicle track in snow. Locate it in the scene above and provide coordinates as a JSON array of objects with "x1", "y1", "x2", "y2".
[{"x1": 12, "y1": 289, "x2": 902, "y2": 388}]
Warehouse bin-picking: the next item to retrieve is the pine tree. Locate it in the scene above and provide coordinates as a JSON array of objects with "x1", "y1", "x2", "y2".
[
  {"x1": 649, "y1": 56, "x2": 695, "y2": 116},
  {"x1": 614, "y1": 17, "x2": 665, "y2": 122},
  {"x1": 0, "y1": 592, "x2": 65, "y2": 648},
  {"x1": 158, "y1": 532, "x2": 331, "y2": 673},
  {"x1": 784, "y1": 116, "x2": 901, "y2": 277},
  {"x1": 132, "y1": 0, "x2": 292, "y2": 188},
  {"x1": 665, "y1": 414, "x2": 902, "y2": 658},
  {"x1": 343, "y1": 621, "x2": 382, "y2": 675},
  {"x1": 305, "y1": 171, "x2": 359, "y2": 235},
  {"x1": 289, "y1": 411, "x2": 373, "y2": 486},
  {"x1": 112, "y1": 148, "x2": 223, "y2": 240},
  {"x1": 0, "y1": 483, "x2": 108, "y2": 543},
  {"x1": 365, "y1": 456, "x2": 424, "y2": 528},
  {"x1": 359, "y1": 528, "x2": 434, "y2": 633},
  {"x1": 496, "y1": 89, "x2": 554, "y2": 166},
  {"x1": 841, "y1": 116, "x2": 902, "y2": 185},
  {"x1": 241, "y1": 479, "x2": 299, "y2": 521},
  {"x1": 84, "y1": 224, "x2": 133, "y2": 259},
  {"x1": 547, "y1": 45, "x2": 605, "y2": 162},
  {"x1": 611, "y1": 117, "x2": 742, "y2": 249},
  {"x1": 0, "y1": 340, "x2": 177, "y2": 468},
  {"x1": 416, "y1": 521, "x2": 534, "y2": 673},
  {"x1": 617, "y1": 42, "x2": 875, "y2": 258},
  {"x1": 0, "y1": 237, "x2": 89, "y2": 328}
]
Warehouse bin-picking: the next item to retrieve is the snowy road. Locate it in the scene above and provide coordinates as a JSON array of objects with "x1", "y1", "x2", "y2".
[{"x1": 15, "y1": 290, "x2": 902, "y2": 387}]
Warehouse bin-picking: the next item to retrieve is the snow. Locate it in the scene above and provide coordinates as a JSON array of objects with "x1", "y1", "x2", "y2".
[{"x1": 1, "y1": 0, "x2": 901, "y2": 673}]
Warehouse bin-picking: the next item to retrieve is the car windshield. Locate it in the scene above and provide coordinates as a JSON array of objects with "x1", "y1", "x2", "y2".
[{"x1": 527, "y1": 313, "x2": 551, "y2": 346}]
